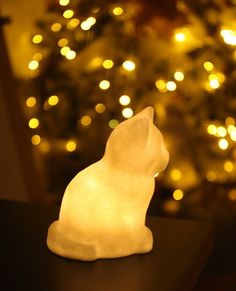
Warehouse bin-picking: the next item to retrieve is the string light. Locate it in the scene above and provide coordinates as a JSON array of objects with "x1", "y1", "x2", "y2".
[
  {"x1": 58, "y1": 38, "x2": 68, "y2": 47},
  {"x1": 80, "y1": 17, "x2": 96, "y2": 30},
  {"x1": 60, "y1": 46, "x2": 70, "y2": 56},
  {"x1": 81, "y1": 115, "x2": 92, "y2": 126},
  {"x1": 166, "y1": 81, "x2": 177, "y2": 91},
  {"x1": 48, "y1": 95, "x2": 59, "y2": 106},
  {"x1": 66, "y1": 140, "x2": 77, "y2": 152},
  {"x1": 119, "y1": 95, "x2": 131, "y2": 106},
  {"x1": 103, "y1": 59, "x2": 114, "y2": 69},
  {"x1": 174, "y1": 32, "x2": 186, "y2": 42},
  {"x1": 209, "y1": 74, "x2": 220, "y2": 89},
  {"x1": 204, "y1": 61, "x2": 214, "y2": 71},
  {"x1": 170, "y1": 168, "x2": 182, "y2": 181},
  {"x1": 112, "y1": 7, "x2": 123, "y2": 16},
  {"x1": 109, "y1": 119, "x2": 119, "y2": 128},
  {"x1": 51, "y1": 23, "x2": 62, "y2": 32},
  {"x1": 28, "y1": 60, "x2": 39, "y2": 70},
  {"x1": 67, "y1": 18, "x2": 80, "y2": 29},
  {"x1": 207, "y1": 124, "x2": 217, "y2": 135},
  {"x1": 63, "y1": 9, "x2": 74, "y2": 19},
  {"x1": 99, "y1": 80, "x2": 110, "y2": 90},
  {"x1": 230, "y1": 130, "x2": 236, "y2": 141},
  {"x1": 59, "y1": 0, "x2": 70, "y2": 6},
  {"x1": 174, "y1": 71, "x2": 184, "y2": 81},
  {"x1": 224, "y1": 160, "x2": 234, "y2": 172},
  {"x1": 227, "y1": 125, "x2": 236, "y2": 134},
  {"x1": 173, "y1": 189, "x2": 184, "y2": 200},
  {"x1": 122, "y1": 60, "x2": 135, "y2": 71},
  {"x1": 32, "y1": 34, "x2": 43, "y2": 44},
  {"x1": 217, "y1": 126, "x2": 227, "y2": 137},
  {"x1": 31, "y1": 134, "x2": 41, "y2": 146},
  {"x1": 225, "y1": 117, "x2": 235, "y2": 126},
  {"x1": 220, "y1": 28, "x2": 236, "y2": 45},
  {"x1": 26, "y1": 96, "x2": 36, "y2": 107},
  {"x1": 65, "y1": 50, "x2": 76, "y2": 60},
  {"x1": 28, "y1": 118, "x2": 39, "y2": 129},
  {"x1": 155, "y1": 79, "x2": 167, "y2": 92},
  {"x1": 90, "y1": 57, "x2": 103, "y2": 68},
  {"x1": 95, "y1": 103, "x2": 106, "y2": 113},
  {"x1": 218, "y1": 138, "x2": 228, "y2": 150},
  {"x1": 122, "y1": 108, "x2": 133, "y2": 118}
]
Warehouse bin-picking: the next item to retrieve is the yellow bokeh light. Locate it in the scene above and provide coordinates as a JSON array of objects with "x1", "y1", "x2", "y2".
[
  {"x1": 87, "y1": 17, "x2": 96, "y2": 26},
  {"x1": 122, "y1": 60, "x2": 135, "y2": 71},
  {"x1": 51, "y1": 23, "x2": 61, "y2": 32},
  {"x1": 174, "y1": 32, "x2": 186, "y2": 42},
  {"x1": 173, "y1": 189, "x2": 184, "y2": 201},
  {"x1": 206, "y1": 171, "x2": 216, "y2": 182},
  {"x1": 109, "y1": 119, "x2": 119, "y2": 129},
  {"x1": 26, "y1": 97, "x2": 36, "y2": 108},
  {"x1": 119, "y1": 95, "x2": 131, "y2": 106},
  {"x1": 63, "y1": 9, "x2": 74, "y2": 19},
  {"x1": 103, "y1": 59, "x2": 114, "y2": 69},
  {"x1": 122, "y1": 108, "x2": 133, "y2": 118},
  {"x1": 227, "y1": 125, "x2": 236, "y2": 134},
  {"x1": 166, "y1": 81, "x2": 177, "y2": 91},
  {"x1": 220, "y1": 28, "x2": 236, "y2": 46},
  {"x1": 218, "y1": 138, "x2": 228, "y2": 150},
  {"x1": 224, "y1": 160, "x2": 234, "y2": 172},
  {"x1": 31, "y1": 134, "x2": 41, "y2": 146},
  {"x1": 155, "y1": 79, "x2": 167, "y2": 92},
  {"x1": 204, "y1": 61, "x2": 214, "y2": 71},
  {"x1": 228, "y1": 189, "x2": 236, "y2": 200},
  {"x1": 28, "y1": 60, "x2": 39, "y2": 71},
  {"x1": 32, "y1": 34, "x2": 43, "y2": 44},
  {"x1": 216, "y1": 72, "x2": 225, "y2": 83},
  {"x1": 174, "y1": 71, "x2": 184, "y2": 81},
  {"x1": 170, "y1": 168, "x2": 182, "y2": 181},
  {"x1": 48, "y1": 95, "x2": 59, "y2": 106},
  {"x1": 225, "y1": 117, "x2": 235, "y2": 126},
  {"x1": 68, "y1": 18, "x2": 80, "y2": 29},
  {"x1": 60, "y1": 46, "x2": 70, "y2": 56},
  {"x1": 81, "y1": 115, "x2": 92, "y2": 126},
  {"x1": 80, "y1": 17, "x2": 96, "y2": 31},
  {"x1": 112, "y1": 7, "x2": 123, "y2": 16},
  {"x1": 95, "y1": 103, "x2": 106, "y2": 113},
  {"x1": 59, "y1": 0, "x2": 70, "y2": 6},
  {"x1": 65, "y1": 50, "x2": 76, "y2": 60},
  {"x1": 33, "y1": 53, "x2": 43, "y2": 61},
  {"x1": 66, "y1": 140, "x2": 77, "y2": 152},
  {"x1": 207, "y1": 124, "x2": 217, "y2": 135},
  {"x1": 217, "y1": 126, "x2": 227, "y2": 137},
  {"x1": 230, "y1": 130, "x2": 236, "y2": 141},
  {"x1": 99, "y1": 80, "x2": 110, "y2": 90},
  {"x1": 90, "y1": 57, "x2": 103, "y2": 67},
  {"x1": 209, "y1": 79, "x2": 220, "y2": 89},
  {"x1": 58, "y1": 38, "x2": 68, "y2": 47},
  {"x1": 28, "y1": 118, "x2": 39, "y2": 129}
]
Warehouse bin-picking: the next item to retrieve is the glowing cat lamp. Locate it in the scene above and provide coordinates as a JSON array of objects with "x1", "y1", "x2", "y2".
[{"x1": 47, "y1": 106, "x2": 169, "y2": 261}]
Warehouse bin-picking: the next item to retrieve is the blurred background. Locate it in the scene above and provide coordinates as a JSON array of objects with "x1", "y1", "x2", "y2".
[{"x1": 0, "y1": 0, "x2": 236, "y2": 285}]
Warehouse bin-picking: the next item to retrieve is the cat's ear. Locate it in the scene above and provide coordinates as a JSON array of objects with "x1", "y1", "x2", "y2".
[{"x1": 134, "y1": 106, "x2": 154, "y2": 122}]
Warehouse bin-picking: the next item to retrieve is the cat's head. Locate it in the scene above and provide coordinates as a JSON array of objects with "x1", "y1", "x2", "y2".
[{"x1": 103, "y1": 106, "x2": 169, "y2": 176}]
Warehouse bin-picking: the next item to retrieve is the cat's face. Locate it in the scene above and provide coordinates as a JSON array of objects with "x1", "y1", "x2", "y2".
[{"x1": 104, "y1": 107, "x2": 169, "y2": 176}]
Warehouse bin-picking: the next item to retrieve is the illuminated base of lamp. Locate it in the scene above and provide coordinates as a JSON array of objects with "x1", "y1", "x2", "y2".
[{"x1": 0, "y1": 201, "x2": 213, "y2": 291}]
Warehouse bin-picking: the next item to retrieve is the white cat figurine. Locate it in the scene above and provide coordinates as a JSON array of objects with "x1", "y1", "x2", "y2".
[{"x1": 47, "y1": 106, "x2": 169, "y2": 260}]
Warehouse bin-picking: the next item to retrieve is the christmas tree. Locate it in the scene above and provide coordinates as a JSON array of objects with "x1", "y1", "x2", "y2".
[{"x1": 21, "y1": 0, "x2": 236, "y2": 218}]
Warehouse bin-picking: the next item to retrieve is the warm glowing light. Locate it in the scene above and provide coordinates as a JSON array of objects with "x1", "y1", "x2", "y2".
[
  {"x1": 39, "y1": 139, "x2": 50, "y2": 153},
  {"x1": 58, "y1": 38, "x2": 69, "y2": 47},
  {"x1": 80, "y1": 17, "x2": 96, "y2": 30},
  {"x1": 112, "y1": 7, "x2": 123, "y2": 15},
  {"x1": 119, "y1": 95, "x2": 131, "y2": 106},
  {"x1": 204, "y1": 61, "x2": 214, "y2": 71},
  {"x1": 81, "y1": 115, "x2": 92, "y2": 126},
  {"x1": 207, "y1": 124, "x2": 217, "y2": 135},
  {"x1": 206, "y1": 171, "x2": 216, "y2": 182},
  {"x1": 174, "y1": 32, "x2": 186, "y2": 42},
  {"x1": 31, "y1": 134, "x2": 41, "y2": 145},
  {"x1": 217, "y1": 126, "x2": 227, "y2": 137},
  {"x1": 59, "y1": 0, "x2": 70, "y2": 6},
  {"x1": 65, "y1": 50, "x2": 76, "y2": 60},
  {"x1": 68, "y1": 18, "x2": 80, "y2": 29},
  {"x1": 216, "y1": 72, "x2": 225, "y2": 83},
  {"x1": 32, "y1": 53, "x2": 42, "y2": 61},
  {"x1": 26, "y1": 97, "x2": 36, "y2": 107},
  {"x1": 95, "y1": 103, "x2": 106, "y2": 113},
  {"x1": 32, "y1": 34, "x2": 43, "y2": 44},
  {"x1": 225, "y1": 117, "x2": 235, "y2": 126},
  {"x1": 63, "y1": 9, "x2": 74, "y2": 19},
  {"x1": 155, "y1": 79, "x2": 167, "y2": 92},
  {"x1": 224, "y1": 160, "x2": 234, "y2": 173},
  {"x1": 109, "y1": 119, "x2": 119, "y2": 128},
  {"x1": 122, "y1": 60, "x2": 135, "y2": 71},
  {"x1": 174, "y1": 71, "x2": 184, "y2": 81},
  {"x1": 220, "y1": 28, "x2": 236, "y2": 45},
  {"x1": 170, "y1": 168, "x2": 182, "y2": 181},
  {"x1": 91, "y1": 57, "x2": 103, "y2": 67},
  {"x1": 60, "y1": 46, "x2": 70, "y2": 56},
  {"x1": 122, "y1": 108, "x2": 133, "y2": 118},
  {"x1": 166, "y1": 81, "x2": 177, "y2": 91},
  {"x1": 227, "y1": 125, "x2": 236, "y2": 134},
  {"x1": 103, "y1": 59, "x2": 114, "y2": 69},
  {"x1": 218, "y1": 138, "x2": 228, "y2": 150},
  {"x1": 48, "y1": 95, "x2": 59, "y2": 106},
  {"x1": 228, "y1": 189, "x2": 236, "y2": 200},
  {"x1": 173, "y1": 189, "x2": 184, "y2": 201},
  {"x1": 99, "y1": 80, "x2": 110, "y2": 90},
  {"x1": 230, "y1": 130, "x2": 236, "y2": 141},
  {"x1": 66, "y1": 140, "x2": 77, "y2": 152},
  {"x1": 51, "y1": 23, "x2": 61, "y2": 32},
  {"x1": 209, "y1": 79, "x2": 220, "y2": 89},
  {"x1": 28, "y1": 118, "x2": 39, "y2": 129},
  {"x1": 28, "y1": 60, "x2": 39, "y2": 70}
]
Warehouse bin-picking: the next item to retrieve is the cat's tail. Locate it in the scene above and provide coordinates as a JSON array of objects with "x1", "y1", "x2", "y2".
[{"x1": 47, "y1": 221, "x2": 98, "y2": 261}]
